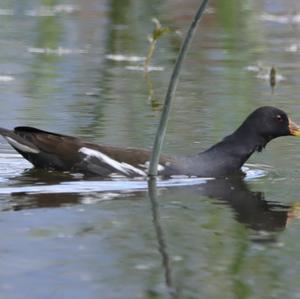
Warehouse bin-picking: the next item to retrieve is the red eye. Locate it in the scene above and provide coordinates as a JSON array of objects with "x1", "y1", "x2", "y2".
[{"x1": 276, "y1": 114, "x2": 283, "y2": 122}]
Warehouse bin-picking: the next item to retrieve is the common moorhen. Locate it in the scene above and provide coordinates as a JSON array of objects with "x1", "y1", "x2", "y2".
[{"x1": 0, "y1": 106, "x2": 299, "y2": 178}]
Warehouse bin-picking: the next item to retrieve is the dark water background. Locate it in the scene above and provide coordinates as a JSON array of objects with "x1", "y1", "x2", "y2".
[{"x1": 1, "y1": 0, "x2": 300, "y2": 298}]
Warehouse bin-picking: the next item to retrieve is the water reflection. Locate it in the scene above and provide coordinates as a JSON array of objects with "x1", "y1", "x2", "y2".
[
  {"x1": 199, "y1": 177, "x2": 289, "y2": 233},
  {"x1": 8, "y1": 193, "x2": 81, "y2": 211},
  {"x1": 2, "y1": 170, "x2": 294, "y2": 237},
  {"x1": 147, "y1": 175, "x2": 294, "y2": 296},
  {"x1": 0, "y1": 171, "x2": 298, "y2": 298},
  {"x1": 148, "y1": 178, "x2": 176, "y2": 296}
]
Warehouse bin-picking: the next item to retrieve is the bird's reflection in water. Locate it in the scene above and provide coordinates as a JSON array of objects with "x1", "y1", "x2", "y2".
[
  {"x1": 197, "y1": 177, "x2": 295, "y2": 244},
  {"x1": 147, "y1": 176, "x2": 297, "y2": 296},
  {"x1": 4, "y1": 169, "x2": 83, "y2": 210},
  {"x1": 199, "y1": 177, "x2": 290, "y2": 233},
  {"x1": 9, "y1": 168, "x2": 85, "y2": 186},
  {"x1": 4, "y1": 169, "x2": 298, "y2": 235},
  {"x1": 4, "y1": 170, "x2": 300, "y2": 297}
]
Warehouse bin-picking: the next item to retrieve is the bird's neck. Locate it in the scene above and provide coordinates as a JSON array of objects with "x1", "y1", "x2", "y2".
[{"x1": 202, "y1": 130, "x2": 269, "y2": 168}]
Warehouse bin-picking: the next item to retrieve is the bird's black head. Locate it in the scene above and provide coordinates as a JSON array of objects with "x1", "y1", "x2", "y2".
[{"x1": 235, "y1": 106, "x2": 300, "y2": 150}]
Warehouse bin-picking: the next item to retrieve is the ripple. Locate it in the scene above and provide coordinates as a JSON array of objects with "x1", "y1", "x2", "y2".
[
  {"x1": 260, "y1": 13, "x2": 300, "y2": 24},
  {"x1": 0, "y1": 166, "x2": 268, "y2": 195},
  {"x1": 243, "y1": 163, "x2": 270, "y2": 180},
  {"x1": 81, "y1": 193, "x2": 128, "y2": 204},
  {"x1": 125, "y1": 65, "x2": 164, "y2": 72},
  {"x1": 28, "y1": 47, "x2": 88, "y2": 56},
  {"x1": 0, "y1": 152, "x2": 31, "y2": 177},
  {"x1": 0, "y1": 75, "x2": 14, "y2": 82},
  {"x1": 105, "y1": 54, "x2": 145, "y2": 62},
  {"x1": 245, "y1": 63, "x2": 285, "y2": 82},
  {"x1": 0, "y1": 177, "x2": 211, "y2": 195},
  {"x1": 256, "y1": 72, "x2": 285, "y2": 82},
  {"x1": 25, "y1": 4, "x2": 79, "y2": 17},
  {"x1": 285, "y1": 44, "x2": 300, "y2": 53},
  {"x1": 243, "y1": 167, "x2": 267, "y2": 180}
]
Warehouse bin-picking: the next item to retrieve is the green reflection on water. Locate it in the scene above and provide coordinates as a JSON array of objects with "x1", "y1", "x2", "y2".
[{"x1": 25, "y1": 0, "x2": 63, "y2": 122}]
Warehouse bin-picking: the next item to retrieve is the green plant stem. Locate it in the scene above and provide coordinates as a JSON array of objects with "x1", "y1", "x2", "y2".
[
  {"x1": 148, "y1": 0, "x2": 209, "y2": 177},
  {"x1": 144, "y1": 40, "x2": 157, "y2": 73}
]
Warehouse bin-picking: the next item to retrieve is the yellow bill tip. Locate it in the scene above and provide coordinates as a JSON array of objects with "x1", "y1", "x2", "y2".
[{"x1": 289, "y1": 119, "x2": 300, "y2": 136}]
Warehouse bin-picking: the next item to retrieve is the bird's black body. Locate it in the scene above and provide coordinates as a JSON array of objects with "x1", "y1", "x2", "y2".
[{"x1": 0, "y1": 106, "x2": 299, "y2": 178}]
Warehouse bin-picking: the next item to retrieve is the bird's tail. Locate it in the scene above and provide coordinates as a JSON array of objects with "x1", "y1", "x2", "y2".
[{"x1": 0, "y1": 127, "x2": 40, "y2": 154}]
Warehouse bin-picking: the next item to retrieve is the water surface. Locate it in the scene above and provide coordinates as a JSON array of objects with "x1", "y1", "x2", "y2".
[{"x1": 1, "y1": 1, "x2": 300, "y2": 298}]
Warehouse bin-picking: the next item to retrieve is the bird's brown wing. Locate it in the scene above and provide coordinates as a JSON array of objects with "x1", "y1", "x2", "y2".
[{"x1": 0, "y1": 126, "x2": 175, "y2": 176}]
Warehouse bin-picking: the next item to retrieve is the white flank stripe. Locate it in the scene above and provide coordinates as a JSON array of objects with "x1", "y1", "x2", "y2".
[
  {"x1": 140, "y1": 161, "x2": 165, "y2": 172},
  {"x1": 5, "y1": 137, "x2": 40, "y2": 154},
  {"x1": 79, "y1": 147, "x2": 146, "y2": 176},
  {"x1": 157, "y1": 164, "x2": 165, "y2": 172},
  {"x1": 120, "y1": 162, "x2": 146, "y2": 176}
]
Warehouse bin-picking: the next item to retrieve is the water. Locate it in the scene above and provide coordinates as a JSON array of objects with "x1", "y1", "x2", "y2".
[{"x1": 1, "y1": 0, "x2": 300, "y2": 298}]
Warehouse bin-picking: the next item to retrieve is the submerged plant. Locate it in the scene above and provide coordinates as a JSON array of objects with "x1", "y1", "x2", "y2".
[
  {"x1": 144, "y1": 18, "x2": 171, "y2": 73},
  {"x1": 143, "y1": 19, "x2": 173, "y2": 109}
]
